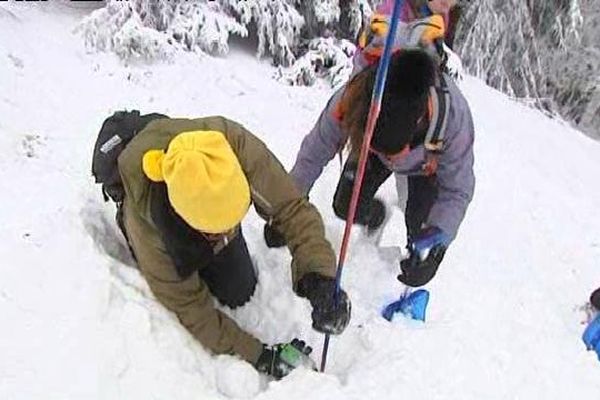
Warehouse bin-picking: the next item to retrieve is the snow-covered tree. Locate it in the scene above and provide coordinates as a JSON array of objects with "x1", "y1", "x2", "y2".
[
  {"x1": 77, "y1": 0, "x2": 306, "y2": 64},
  {"x1": 339, "y1": 0, "x2": 373, "y2": 41},
  {"x1": 541, "y1": 0, "x2": 600, "y2": 133},
  {"x1": 225, "y1": 0, "x2": 304, "y2": 66},
  {"x1": 274, "y1": 37, "x2": 356, "y2": 88},
  {"x1": 456, "y1": 0, "x2": 599, "y2": 134},
  {"x1": 77, "y1": 1, "x2": 248, "y2": 61},
  {"x1": 75, "y1": 0, "x2": 598, "y2": 134},
  {"x1": 296, "y1": 0, "x2": 340, "y2": 37},
  {"x1": 273, "y1": 0, "x2": 377, "y2": 86},
  {"x1": 77, "y1": 0, "x2": 378, "y2": 82},
  {"x1": 457, "y1": 0, "x2": 545, "y2": 103}
]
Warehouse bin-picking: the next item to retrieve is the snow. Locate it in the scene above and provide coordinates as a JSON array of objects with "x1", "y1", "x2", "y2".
[{"x1": 1, "y1": 3, "x2": 599, "y2": 399}]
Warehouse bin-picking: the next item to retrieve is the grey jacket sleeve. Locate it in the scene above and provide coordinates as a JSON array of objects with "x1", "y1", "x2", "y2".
[
  {"x1": 425, "y1": 80, "x2": 475, "y2": 241},
  {"x1": 289, "y1": 87, "x2": 347, "y2": 195}
]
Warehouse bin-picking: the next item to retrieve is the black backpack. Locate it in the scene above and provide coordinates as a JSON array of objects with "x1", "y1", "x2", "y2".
[{"x1": 91, "y1": 110, "x2": 168, "y2": 204}]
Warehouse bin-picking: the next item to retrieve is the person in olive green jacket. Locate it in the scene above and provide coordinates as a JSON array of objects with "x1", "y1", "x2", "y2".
[{"x1": 108, "y1": 113, "x2": 350, "y2": 378}]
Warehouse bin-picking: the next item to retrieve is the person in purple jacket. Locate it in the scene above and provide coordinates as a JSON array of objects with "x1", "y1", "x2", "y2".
[{"x1": 265, "y1": 47, "x2": 475, "y2": 288}]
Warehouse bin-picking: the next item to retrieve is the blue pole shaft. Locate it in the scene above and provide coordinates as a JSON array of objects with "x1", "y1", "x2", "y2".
[{"x1": 320, "y1": 0, "x2": 404, "y2": 373}]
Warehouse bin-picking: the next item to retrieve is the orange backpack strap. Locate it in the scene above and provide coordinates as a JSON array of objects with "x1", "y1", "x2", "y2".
[
  {"x1": 421, "y1": 73, "x2": 450, "y2": 176},
  {"x1": 424, "y1": 74, "x2": 449, "y2": 152},
  {"x1": 422, "y1": 152, "x2": 439, "y2": 176}
]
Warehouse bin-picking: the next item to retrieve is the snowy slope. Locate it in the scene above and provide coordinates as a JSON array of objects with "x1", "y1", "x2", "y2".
[{"x1": 1, "y1": 4, "x2": 599, "y2": 400}]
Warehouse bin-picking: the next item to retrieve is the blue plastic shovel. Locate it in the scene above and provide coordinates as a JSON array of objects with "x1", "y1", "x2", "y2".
[
  {"x1": 583, "y1": 314, "x2": 600, "y2": 361},
  {"x1": 382, "y1": 286, "x2": 430, "y2": 322}
]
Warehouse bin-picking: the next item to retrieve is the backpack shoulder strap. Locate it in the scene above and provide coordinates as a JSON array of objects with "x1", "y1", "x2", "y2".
[{"x1": 424, "y1": 73, "x2": 450, "y2": 152}]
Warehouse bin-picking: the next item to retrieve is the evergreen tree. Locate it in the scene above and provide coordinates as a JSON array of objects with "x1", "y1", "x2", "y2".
[
  {"x1": 456, "y1": 0, "x2": 599, "y2": 135},
  {"x1": 77, "y1": 0, "x2": 377, "y2": 82},
  {"x1": 76, "y1": 0, "x2": 599, "y2": 136}
]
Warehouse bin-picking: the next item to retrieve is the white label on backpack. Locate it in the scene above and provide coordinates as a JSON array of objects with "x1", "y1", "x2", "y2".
[{"x1": 100, "y1": 135, "x2": 122, "y2": 154}]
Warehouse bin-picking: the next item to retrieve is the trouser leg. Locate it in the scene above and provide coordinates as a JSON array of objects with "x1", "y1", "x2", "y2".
[
  {"x1": 405, "y1": 175, "x2": 438, "y2": 238},
  {"x1": 116, "y1": 202, "x2": 137, "y2": 262},
  {"x1": 199, "y1": 229, "x2": 257, "y2": 309},
  {"x1": 395, "y1": 173, "x2": 409, "y2": 213},
  {"x1": 332, "y1": 153, "x2": 392, "y2": 225}
]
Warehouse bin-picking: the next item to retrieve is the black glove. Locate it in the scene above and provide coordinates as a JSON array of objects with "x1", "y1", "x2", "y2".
[
  {"x1": 397, "y1": 227, "x2": 450, "y2": 287},
  {"x1": 263, "y1": 223, "x2": 286, "y2": 248},
  {"x1": 254, "y1": 338, "x2": 316, "y2": 379},
  {"x1": 297, "y1": 273, "x2": 351, "y2": 334}
]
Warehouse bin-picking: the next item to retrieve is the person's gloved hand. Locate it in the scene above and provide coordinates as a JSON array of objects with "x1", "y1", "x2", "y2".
[
  {"x1": 254, "y1": 338, "x2": 316, "y2": 379},
  {"x1": 398, "y1": 226, "x2": 451, "y2": 287},
  {"x1": 297, "y1": 273, "x2": 351, "y2": 334},
  {"x1": 263, "y1": 223, "x2": 286, "y2": 248}
]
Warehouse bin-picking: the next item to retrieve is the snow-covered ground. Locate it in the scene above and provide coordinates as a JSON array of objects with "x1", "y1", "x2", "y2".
[{"x1": 1, "y1": 4, "x2": 599, "y2": 400}]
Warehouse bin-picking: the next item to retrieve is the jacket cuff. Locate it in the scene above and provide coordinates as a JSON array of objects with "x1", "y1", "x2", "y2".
[{"x1": 235, "y1": 336, "x2": 264, "y2": 364}]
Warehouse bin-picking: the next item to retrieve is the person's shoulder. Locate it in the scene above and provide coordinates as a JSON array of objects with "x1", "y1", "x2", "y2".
[
  {"x1": 139, "y1": 116, "x2": 244, "y2": 140},
  {"x1": 443, "y1": 74, "x2": 466, "y2": 100},
  {"x1": 444, "y1": 76, "x2": 471, "y2": 115},
  {"x1": 441, "y1": 75, "x2": 474, "y2": 139}
]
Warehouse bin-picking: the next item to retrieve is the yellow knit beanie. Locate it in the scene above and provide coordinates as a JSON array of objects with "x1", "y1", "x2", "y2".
[{"x1": 142, "y1": 130, "x2": 250, "y2": 233}]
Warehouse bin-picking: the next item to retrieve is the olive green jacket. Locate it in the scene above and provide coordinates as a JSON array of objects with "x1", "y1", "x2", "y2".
[{"x1": 118, "y1": 116, "x2": 336, "y2": 363}]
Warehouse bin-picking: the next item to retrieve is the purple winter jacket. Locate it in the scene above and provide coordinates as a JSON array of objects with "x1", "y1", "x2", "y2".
[{"x1": 289, "y1": 75, "x2": 475, "y2": 242}]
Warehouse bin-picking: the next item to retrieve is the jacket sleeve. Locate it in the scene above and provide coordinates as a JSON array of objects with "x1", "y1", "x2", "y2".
[
  {"x1": 289, "y1": 87, "x2": 347, "y2": 195},
  {"x1": 425, "y1": 93, "x2": 475, "y2": 241},
  {"x1": 229, "y1": 122, "x2": 337, "y2": 283},
  {"x1": 122, "y1": 202, "x2": 263, "y2": 363}
]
